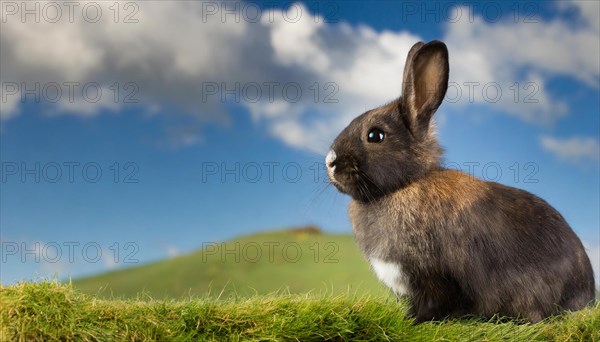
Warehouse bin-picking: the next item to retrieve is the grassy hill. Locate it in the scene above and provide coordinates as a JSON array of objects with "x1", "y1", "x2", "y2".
[
  {"x1": 73, "y1": 227, "x2": 390, "y2": 299},
  {"x1": 2, "y1": 282, "x2": 599, "y2": 341}
]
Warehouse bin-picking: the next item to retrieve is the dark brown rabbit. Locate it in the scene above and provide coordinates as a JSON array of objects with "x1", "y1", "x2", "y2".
[{"x1": 326, "y1": 40, "x2": 595, "y2": 323}]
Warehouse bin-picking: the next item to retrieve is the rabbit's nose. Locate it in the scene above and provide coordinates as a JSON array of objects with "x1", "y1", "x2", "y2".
[
  {"x1": 326, "y1": 150, "x2": 337, "y2": 178},
  {"x1": 326, "y1": 150, "x2": 337, "y2": 167}
]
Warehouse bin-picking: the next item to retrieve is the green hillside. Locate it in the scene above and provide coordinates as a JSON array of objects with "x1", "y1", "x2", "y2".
[{"x1": 74, "y1": 227, "x2": 390, "y2": 299}]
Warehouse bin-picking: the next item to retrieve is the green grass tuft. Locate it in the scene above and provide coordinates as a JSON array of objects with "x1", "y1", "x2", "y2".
[{"x1": 2, "y1": 281, "x2": 599, "y2": 341}]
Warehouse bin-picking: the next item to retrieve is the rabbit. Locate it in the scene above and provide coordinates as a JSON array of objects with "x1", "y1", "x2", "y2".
[{"x1": 325, "y1": 40, "x2": 595, "y2": 323}]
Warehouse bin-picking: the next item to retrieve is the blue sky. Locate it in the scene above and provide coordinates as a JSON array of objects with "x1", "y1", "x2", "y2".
[{"x1": 1, "y1": 0, "x2": 598, "y2": 285}]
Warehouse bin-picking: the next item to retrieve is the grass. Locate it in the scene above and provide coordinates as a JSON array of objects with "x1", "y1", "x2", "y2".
[
  {"x1": 73, "y1": 228, "x2": 389, "y2": 299},
  {"x1": 2, "y1": 281, "x2": 599, "y2": 341}
]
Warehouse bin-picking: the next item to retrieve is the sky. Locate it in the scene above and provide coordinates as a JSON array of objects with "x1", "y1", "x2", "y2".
[{"x1": 0, "y1": 0, "x2": 599, "y2": 286}]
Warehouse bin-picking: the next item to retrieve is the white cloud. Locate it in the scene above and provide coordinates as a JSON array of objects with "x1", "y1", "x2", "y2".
[
  {"x1": 444, "y1": 4, "x2": 598, "y2": 124},
  {"x1": 1, "y1": 1, "x2": 598, "y2": 153},
  {"x1": 540, "y1": 136, "x2": 600, "y2": 162},
  {"x1": 0, "y1": 1, "x2": 251, "y2": 121},
  {"x1": 558, "y1": 0, "x2": 600, "y2": 32},
  {"x1": 0, "y1": 88, "x2": 20, "y2": 121},
  {"x1": 101, "y1": 248, "x2": 119, "y2": 270},
  {"x1": 1, "y1": 1, "x2": 419, "y2": 153},
  {"x1": 166, "y1": 245, "x2": 180, "y2": 258},
  {"x1": 266, "y1": 5, "x2": 330, "y2": 73},
  {"x1": 27, "y1": 241, "x2": 73, "y2": 279},
  {"x1": 160, "y1": 125, "x2": 204, "y2": 149}
]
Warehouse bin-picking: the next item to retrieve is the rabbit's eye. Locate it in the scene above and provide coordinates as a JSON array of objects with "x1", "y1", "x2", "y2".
[{"x1": 367, "y1": 128, "x2": 385, "y2": 143}]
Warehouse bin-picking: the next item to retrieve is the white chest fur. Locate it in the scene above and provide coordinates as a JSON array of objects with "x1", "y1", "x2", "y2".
[{"x1": 370, "y1": 258, "x2": 409, "y2": 296}]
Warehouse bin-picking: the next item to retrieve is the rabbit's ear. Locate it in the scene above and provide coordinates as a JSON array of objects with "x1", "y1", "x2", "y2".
[
  {"x1": 401, "y1": 40, "x2": 449, "y2": 135},
  {"x1": 402, "y1": 41, "x2": 424, "y2": 93}
]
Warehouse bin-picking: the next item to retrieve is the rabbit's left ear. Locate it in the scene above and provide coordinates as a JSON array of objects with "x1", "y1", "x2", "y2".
[{"x1": 401, "y1": 40, "x2": 449, "y2": 136}]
